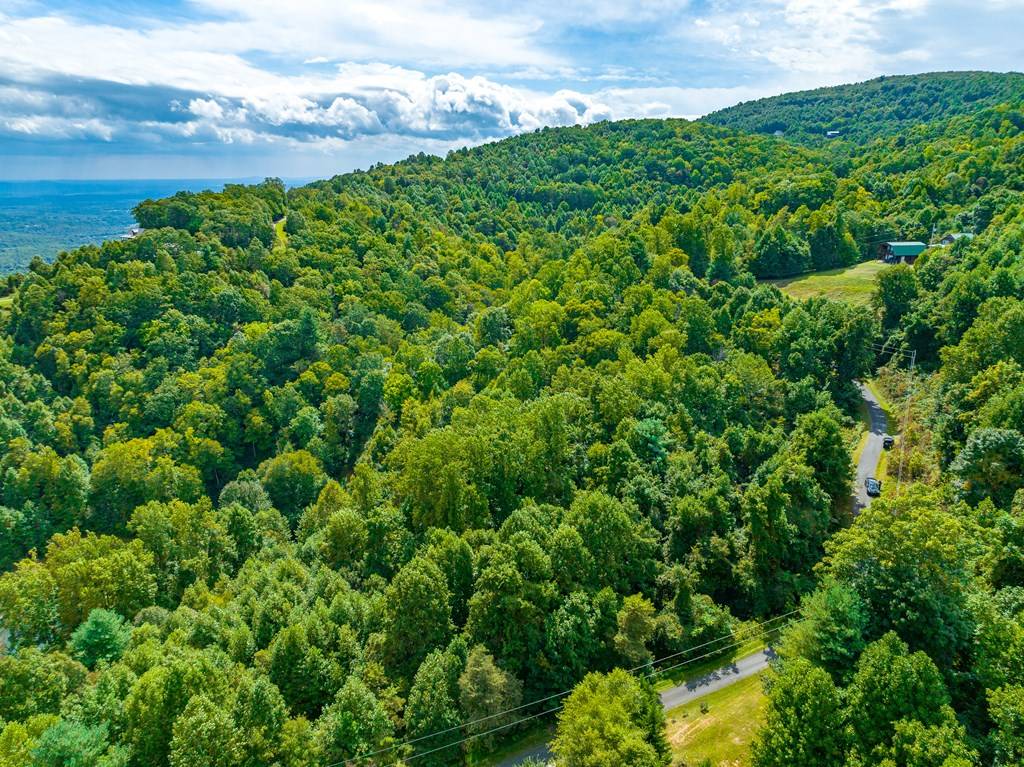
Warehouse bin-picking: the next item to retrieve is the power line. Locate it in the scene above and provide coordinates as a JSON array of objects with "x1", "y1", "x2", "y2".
[
  {"x1": 338, "y1": 610, "x2": 801, "y2": 766},
  {"x1": 402, "y1": 704, "x2": 565, "y2": 765},
  {"x1": 895, "y1": 348, "x2": 917, "y2": 493},
  {"x1": 867, "y1": 343, "x2": 915, "y2": 360},
  {"x1": 403, "y1": 617, "x2": 801, "y2": 765},
  {"x1": 627, "y1": 607, "x2": 800, "y2": 675}
]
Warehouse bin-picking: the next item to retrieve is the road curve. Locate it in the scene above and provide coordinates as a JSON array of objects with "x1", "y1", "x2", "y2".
[
  {"x1": 853, "y1": 381, "x2": 889, "y2": 514},
  {"x1": 496, "y1": 647, "x2": 778, "y2": 767}
]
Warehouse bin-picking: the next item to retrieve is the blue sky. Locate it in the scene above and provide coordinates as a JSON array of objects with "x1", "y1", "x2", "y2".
[{"x1": 0, "y1": 0, "x2": 1021, "y2": 179}]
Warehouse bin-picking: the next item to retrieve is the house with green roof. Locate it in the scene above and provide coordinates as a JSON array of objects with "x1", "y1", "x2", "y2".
[{"x1": 880, "y1": 241, "x2": 928, "y2": 263}]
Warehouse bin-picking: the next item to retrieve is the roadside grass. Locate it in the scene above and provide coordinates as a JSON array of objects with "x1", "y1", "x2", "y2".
[
  {"x1": 876, "y1": 449, "x2": 890, "y2": 483},
  {"x1": 0, "y1": 294, "x2": 12, "y2": 317},
  {"x1": 865, "y1": 378, "x2": 894, "y2": 416},
  {"x1": 274, "y1": 218, "x2": 287, "y2": 250},
  {"x1": 652, "y1": 635, "x2": 768, "y2": 692},
  {"x1": 766, "y1": 260, "x2": 889, "y2": 306},
  {"x1": 666, "y1": 671, "x2": 767, "y2": 767},
  {"x1": 474, "y1": 722, "x2": 554, "y2": 767}
]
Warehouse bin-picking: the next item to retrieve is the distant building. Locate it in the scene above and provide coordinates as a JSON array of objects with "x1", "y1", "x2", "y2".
[
  {"x1": 880, "y1": 241, "x2": 927, "y2": 263},
  {"x1": 937, "y1": 232, "x2": 975, "y2": 247},
  {"x1": 826, "y1": 130, "x2": 842, "y2": 138},
  {"x1": 122, "y1": 227, "x2": 142, "y2": 240}
]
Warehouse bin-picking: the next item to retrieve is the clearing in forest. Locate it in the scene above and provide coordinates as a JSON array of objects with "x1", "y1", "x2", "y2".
[{"x1": 767, "y1": 260, "x2": 890, "y2": 306}]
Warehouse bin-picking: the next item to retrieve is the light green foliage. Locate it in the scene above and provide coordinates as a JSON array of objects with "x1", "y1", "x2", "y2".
[
  {"x1": 405, "y1": 648, "x2": 463, "y2": 766},
  {"x1": 989, "y1": 684, "x2": 1024, "y2": 766},
  {"x1": 169, "y1": 695, "x2": 239, "y2": 767},
  {"x1": 820, "y1": 490, "x2": 975, "y2": 669},
  {"x1": 382, "y1": 556, "x2": 453, "y2": 682},
  {"x1": 751, "y1": 658, "x2": 846, "y2": 767},
  {"x1": 845, "y1": 633, "x2": 952, "y2": 756},
  {"x1": 315, "y1": 677, "x2": 393, "y2": 764},
  {"x1": 257, "y1": 450, "x2": 326, "y2": 527},
  {"x1": 874, "y1": 263, "x2": 919, "y2": 328},
  {"x1": 0, "y1": 649, "x2": 86, "y2": 722},
  {"x1": 458, "y1": 645, "x2": 523, "y2": 747},
  {"x1": 779, "y1": 580, "x2": 866, "y2": 683},
  {"x1": 552, "y1": 669, "x2": 670, "y2": 767},
  {"x1": 32, "y1": 720, "x2": 124, "y2": 767},
  {"x1": 614, "y1": 594, "x2": 657, "y2": 667}
]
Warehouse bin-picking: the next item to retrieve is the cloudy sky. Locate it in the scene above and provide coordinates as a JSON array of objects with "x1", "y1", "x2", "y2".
[{"x1": 0, "y1": 0, "x2": 1021, "y2": 179}]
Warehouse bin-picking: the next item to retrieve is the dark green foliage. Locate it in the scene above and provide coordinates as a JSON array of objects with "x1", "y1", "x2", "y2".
[
  {"x1": 707, "y1": 71, "x2": 1024, "y2": 144},
  {"x1": 70, "y1": 609, "x2": 132, "y2": 669}
]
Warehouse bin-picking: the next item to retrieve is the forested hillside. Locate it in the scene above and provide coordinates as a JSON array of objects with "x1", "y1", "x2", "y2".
[
  {"x1": 707, "y1": 70, "x2": 1024, "y2": 144},
  {"x1": 0, "y1": 75, "x2": 1023, "y2": 767}
]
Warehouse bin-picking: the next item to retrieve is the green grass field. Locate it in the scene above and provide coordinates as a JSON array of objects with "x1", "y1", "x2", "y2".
[
  {"x1": 666, "y1": 672, "x2": 767, "y2": 766},
  {"x1": 768, "y1": 260, "x2": 890, "y2": 306},
  {"x1": 0, "y1": 294, "x2": 12, "y2": 321}
]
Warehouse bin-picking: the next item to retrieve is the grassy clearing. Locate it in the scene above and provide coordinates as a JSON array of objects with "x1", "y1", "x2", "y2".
[
  {"x1": 0, "y1": 295, "x2": 12, "y2": 321},
  {"x1": 666, "y1": 671, "x2": 767, "y2": 767},
  {"x1": 767, "y1": 260, "x2": 889, "y2": 306}
]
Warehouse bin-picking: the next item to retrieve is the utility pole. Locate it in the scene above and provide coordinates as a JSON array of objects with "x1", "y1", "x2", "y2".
[{"x1": 895, "y1": 349, "x2": 916, "y2": 494}]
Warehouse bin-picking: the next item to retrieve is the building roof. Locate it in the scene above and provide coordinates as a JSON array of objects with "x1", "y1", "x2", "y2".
[{"x1": 884, "y1": 241, "x2": 928, "y2": 256}]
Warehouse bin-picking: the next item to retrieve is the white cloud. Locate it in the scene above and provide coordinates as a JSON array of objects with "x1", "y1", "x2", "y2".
[
  {"x1": 1, "y1": 0, "x2": 1022, "y2": 177},
  {"x1": 187, "y1": 98, "x2": 225, "y2": 121},
  {"x1": 680, "y1": 0, "x2": 933, "y2": 81},
  {"x1": 0, "y1": 114, "x2": 114, "y2": 140}
]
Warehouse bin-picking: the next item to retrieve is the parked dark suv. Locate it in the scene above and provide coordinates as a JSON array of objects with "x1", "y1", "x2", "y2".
[
  {"x1": 883, "y1": 435, "x2": 895, "y2": 449},
  {"x1": 865, "y1": 477, "x2": 882, "y2": 497}
]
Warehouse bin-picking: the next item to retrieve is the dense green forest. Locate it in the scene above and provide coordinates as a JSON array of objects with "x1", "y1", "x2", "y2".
[
  {"x1": 0, "y1": 71, "x2": 1023, "y2": 767},
  {"x1": 707, "y1": 70, "x2": 1024, "y2": 144}
]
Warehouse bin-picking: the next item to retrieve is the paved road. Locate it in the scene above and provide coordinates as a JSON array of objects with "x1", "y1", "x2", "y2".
[
  {"x1": 496, "y1": 647, "x2": 778, "y2": 767},
  {"x1": 853, "y1": 381, "x2": 889, "y2": 514},
  {"x1": 659, "y1": 646, "x2": 778, "y2": 710}
]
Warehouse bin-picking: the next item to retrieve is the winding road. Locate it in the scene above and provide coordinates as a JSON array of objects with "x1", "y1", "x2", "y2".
[
  {"x1": 853, "y1": 380, "x2": 889, "y2": 514},
  {"x1": 496, "y1": 647, "x2": 779, "y2": 767}
]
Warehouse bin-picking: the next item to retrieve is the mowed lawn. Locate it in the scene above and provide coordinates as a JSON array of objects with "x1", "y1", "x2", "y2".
[
  {"x1": 767, "y1": 260, "x2": 890, "y2": 306},
  {"x1": 666, "y1": 672, "x2": 767, "y2": 767}
]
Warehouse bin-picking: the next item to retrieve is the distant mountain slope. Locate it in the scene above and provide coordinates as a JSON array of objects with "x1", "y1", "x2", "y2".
[{"x1": 704, "y1": 71, "x2": 1024, "y2": 144}]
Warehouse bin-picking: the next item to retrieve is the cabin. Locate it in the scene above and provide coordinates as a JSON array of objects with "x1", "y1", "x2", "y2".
[
  {"x1": 938, "y1": 232, "x2": 974, "y2": 247},
  {"x1": 880, "y1": 241, "x2": 927, "y2": 264},
  {"x1": 825, "y1": 130, "x2": 842, "y2": 138}
]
